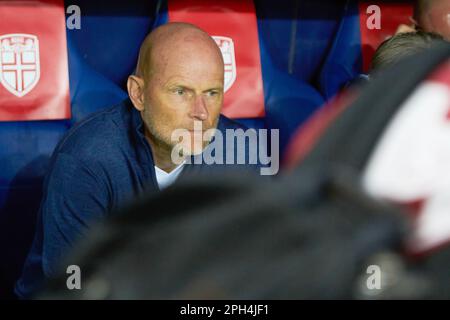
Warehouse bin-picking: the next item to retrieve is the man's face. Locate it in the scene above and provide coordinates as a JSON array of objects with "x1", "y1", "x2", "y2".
[{"x1": 141, "y1": 44, "x2": 224, "y2": 156}]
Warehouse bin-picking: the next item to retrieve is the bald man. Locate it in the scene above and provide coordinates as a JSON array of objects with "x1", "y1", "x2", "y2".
[{"x1": 15, "y1": 23, "x2": 260, "y2": 298}]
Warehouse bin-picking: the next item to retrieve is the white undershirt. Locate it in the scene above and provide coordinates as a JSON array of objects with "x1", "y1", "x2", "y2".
[{"x1": 154, "y1": 162, "x2": 185, "y2": 190}]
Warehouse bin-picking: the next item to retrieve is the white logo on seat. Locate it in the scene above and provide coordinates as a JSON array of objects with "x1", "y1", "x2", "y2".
[
  {"x1": 0, "y1": 34, "x2": 40, "y2": 97},
  {"x1": 213, "y1": 36, "x2": 236, "y2": 93}
]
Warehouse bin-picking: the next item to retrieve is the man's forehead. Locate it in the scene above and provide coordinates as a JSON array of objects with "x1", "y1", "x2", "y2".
[
  {"x1": 150, "y1": 45, "x2": 224, "y2": 80},
  {"x1": 149, "y1": 25, "x2": 218, "y2": 55},
  {"x1": 161, "y1": 75, "x2": 224, "y2": 89},
  {"x1": 136, "y1": 23, "x2": 222, "y2": 78},
  {"x1": 153, "y1": 36, "x2": 221, "y2": 61}
]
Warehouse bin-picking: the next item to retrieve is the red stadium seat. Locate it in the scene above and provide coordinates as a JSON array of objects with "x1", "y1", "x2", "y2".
[
  {"x1": 0, "y1": 0, "x2": 70, "y2": 121},
  {"x1": 359, "y1": 1, "x2": 414, "y2": 72}
]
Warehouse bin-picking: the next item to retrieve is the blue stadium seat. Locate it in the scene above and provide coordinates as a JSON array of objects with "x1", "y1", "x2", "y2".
[
  {"x1": 255, "y1": 0, "x2": 346, "y2": 85},
  {"x1": 257, "y1": 26, "x2": 326, "y2": 157},
  {"x1": 317, "y1": 0, "x2": 363, "y2": 99},
  {"x1": 66, "y1": 0, "x2": 157, "y2": 87},
  {"x1": 0, "y1": 13, "x2": 130, "y2": 298}
]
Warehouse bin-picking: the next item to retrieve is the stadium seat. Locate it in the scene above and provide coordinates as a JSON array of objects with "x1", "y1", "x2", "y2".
[
  {"x1": 358, "y1": 0, "x2": 414, "y2": 72},
  {"x1": 0, "y1": 0, "x2": 130, "y2": 298},
  {"x1": 318, "y1": 1, "x2": 414, "y2": 99},
  {"x1": 67, "y1": 0, "x2": 157, "y2": 88}
]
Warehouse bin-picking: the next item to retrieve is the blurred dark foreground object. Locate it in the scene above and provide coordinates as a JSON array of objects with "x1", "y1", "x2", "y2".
[
  {"x1": 39, "y1": 170, "x2": 411, "y2": 299},
  {"x1": 39, "y1": 43, "x2": 450, "y2": 300}
]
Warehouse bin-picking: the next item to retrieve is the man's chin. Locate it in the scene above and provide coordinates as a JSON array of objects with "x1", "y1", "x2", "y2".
[
  {"x1": 169, "y1": 126, "x2": 217, "y2": 160},
  {"x1": 187, "y1": 140, "x2": 210, "y2": 156},
  {"x1": 168, "y1": 140, "x2": 208, "y2": 159}
]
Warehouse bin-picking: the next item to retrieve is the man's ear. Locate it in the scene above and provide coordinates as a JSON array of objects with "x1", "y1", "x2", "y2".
[{"x1": 127, "y1": 75, "x2": 145, "y2": 111}]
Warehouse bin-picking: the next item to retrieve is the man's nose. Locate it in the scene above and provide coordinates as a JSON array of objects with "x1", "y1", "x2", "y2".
[{"x1": 189, "y1": 95, "x2": 208, "y2": 121}]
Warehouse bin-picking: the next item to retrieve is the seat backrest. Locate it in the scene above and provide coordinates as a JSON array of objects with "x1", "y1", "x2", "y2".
[
  {"x1": 358, "y1": 0, "x2": 414, "y2": 72},
  {"x1": 0, "y1": 0, "x2": 70, "y2": 121},
  {"x1": 255, "y1": 0, "x2": 345, "y2": 85},
  {"x1": 67, "y1": 0, "x2": 157, "y2": 88},
  {"x1": 0, "y1": 0, "x2": 130, "y2": 299},
  {"x1": 317, "y1": 0, "x2": 414, "y2": 99},
  {"x1": 0, "y1": 0, "x2": 70, "y2": 299}
]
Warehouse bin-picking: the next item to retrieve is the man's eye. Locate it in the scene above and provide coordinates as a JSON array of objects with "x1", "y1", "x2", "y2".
[
  {"x1": 207, "y1": 91, "x2": 219, "y2": 97},
  {"x1": 174, "y1": 89, "x2": 185, "y2": 95}
]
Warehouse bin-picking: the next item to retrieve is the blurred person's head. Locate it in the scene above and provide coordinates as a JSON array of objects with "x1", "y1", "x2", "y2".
[
  {"x1": 370, "y1": 31, "x2": 445, "y2": 74},
  {"x1": 127, "y1": 22, "x2": 224, "y2": 171},
  {"x1": 414, "y1": 0, "x2": 450, "y2": 40}
]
